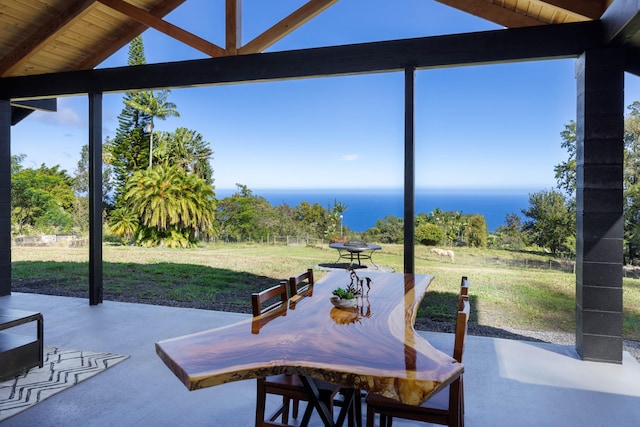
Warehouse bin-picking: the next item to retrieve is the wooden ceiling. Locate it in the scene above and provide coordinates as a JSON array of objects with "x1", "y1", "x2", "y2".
[
  {"x1": 0, "y1": 0, "x2": 627, "y2": 80},
  {"x1": 436, "y1": 1, "x2": 614, "y2": 27}
]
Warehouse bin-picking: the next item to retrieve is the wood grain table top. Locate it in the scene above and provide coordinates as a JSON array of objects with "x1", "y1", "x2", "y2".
[{"x1": 155, "y1": 270, "x2": 463, "y2": 405}]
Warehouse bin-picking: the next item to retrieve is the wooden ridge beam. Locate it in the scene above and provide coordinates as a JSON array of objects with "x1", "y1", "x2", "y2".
[
  {"x1": 0, "y1": 21, "x2": 603, "y2": 101},
  {"x1": 97, "y1": 0, "x2": 225, "y2": 57}
]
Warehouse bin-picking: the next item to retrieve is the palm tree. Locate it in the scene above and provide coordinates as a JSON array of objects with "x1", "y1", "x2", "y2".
[
  {"x1": 125, "y1": 90, "x2": 180, "y2": 169},
  {"x1": 154, "y1": 127, "x2": 213, "y2": 183},
  {"x1": 123, "y1": 165, "x2": 215, "y2": 247}
]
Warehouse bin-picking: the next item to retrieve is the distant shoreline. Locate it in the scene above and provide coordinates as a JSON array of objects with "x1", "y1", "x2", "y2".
[{"x1": 215, "y1": 187, "x2": 534, "y2": 233}]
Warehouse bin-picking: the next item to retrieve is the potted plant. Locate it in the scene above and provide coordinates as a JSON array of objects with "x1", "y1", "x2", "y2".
[{"x1": 330, "y1": 286, "x2": 358, "y2": 308}]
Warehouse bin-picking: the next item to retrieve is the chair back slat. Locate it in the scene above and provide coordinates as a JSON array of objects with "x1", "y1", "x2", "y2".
[
  {"x1": 289, "y1": 268, "x2": 314, "y2": 297},
  {"x1": 453, "y1": 295, "x2": 470, "y2": 363},
  {"x1": 458, "y1": 276, "x2": 469, "y2": 311},
  {"x1": 252, "y1": 282, "x2": 288, "y2": 317}
]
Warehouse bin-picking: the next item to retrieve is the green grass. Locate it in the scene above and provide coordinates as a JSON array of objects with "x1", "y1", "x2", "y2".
[{"x1": 10, "y1": 242, "x2": 640, "y2": 340}]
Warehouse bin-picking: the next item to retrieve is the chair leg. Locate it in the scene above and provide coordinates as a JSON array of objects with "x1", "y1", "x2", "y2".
[
  {"x1": 365, "y1": 403, "x2": 375, "y2": 427},
  {"x1": 255, "y1": 379, "x2": 266, "y2": 427},
  {"x1": 282, "y1": 397, "x2": 290, "y2": 424},
  {"x1": 292, "y1": 398, "x2": 299, "y2": 418}
]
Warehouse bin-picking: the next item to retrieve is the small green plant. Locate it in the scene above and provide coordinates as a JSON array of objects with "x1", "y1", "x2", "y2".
[{"x1": 332, "y1": 287, "x2": 356, "y2": 300}]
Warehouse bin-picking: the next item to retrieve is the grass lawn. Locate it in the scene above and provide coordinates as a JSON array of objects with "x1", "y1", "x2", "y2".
[{"x1": 11, "y1": 242, "x2": 640, "y2": 341}]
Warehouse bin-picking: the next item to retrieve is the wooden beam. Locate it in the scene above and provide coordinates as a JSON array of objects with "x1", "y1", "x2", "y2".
[
  {"x1": 74, "y1": 0, "x2": 186, "y2": 71},
  {"x1": 97, "y1": 0, "x2": 225, "y2": 57},
  {"x1": 436, "y1": 0, "x2": 547, "y2": 27},
  {"x1": 0, "y1": 0, "x2": 97, "y2": 77},
  {"x1": 0, "y1": 21, "x2": 603, "y2": 100},
  {"x1": 239, "y1": 0, "x2": 338, "y2": 54},
  {"x1": 226, "y1": 0, "x2": 241, "y2": 55}
]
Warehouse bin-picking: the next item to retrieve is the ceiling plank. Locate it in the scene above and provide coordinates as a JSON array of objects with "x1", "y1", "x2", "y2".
[
  {"x1": 74, "y1": 0, "x2": 187, "y2": 71},
  {"x1": 527, "y1": 1, "x2": 606, "y2": 20},
  {"x1": 435, "y1": 0, "x2": 546, "y2": 27},
  {"x1": 239, "y1": 0, "x2": 338, "y2": 54},
  {"x1": 0, "y1": 21, "x2": 602, "y2": 100},
  {"x1": 97, "y1": 0, "x2": 225, "y2": 57},
  {"x1": 226, "y1": 0, "x2": 241, "y2": 55},
  {"x1": 0, "y1": 0, "x2": 97, "y2": 77}
]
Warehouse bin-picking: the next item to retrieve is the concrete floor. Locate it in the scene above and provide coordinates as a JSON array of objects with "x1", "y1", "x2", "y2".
[{"x1": 1, "y1": 292, "x2": 639, "y2": 427}]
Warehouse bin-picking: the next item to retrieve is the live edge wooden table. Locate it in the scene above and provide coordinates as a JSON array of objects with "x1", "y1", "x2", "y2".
[{"x1": 156, "y1": 271, "x2": 463, "y2": 427}]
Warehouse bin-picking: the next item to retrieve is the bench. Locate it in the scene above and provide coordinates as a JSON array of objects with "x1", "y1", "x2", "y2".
[{"x1": 0, "y1": 308, "x2": 44, "y2": 381}]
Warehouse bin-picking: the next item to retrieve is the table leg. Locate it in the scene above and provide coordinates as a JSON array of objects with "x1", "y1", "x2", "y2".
[{"x1": 299, "y1": 376, "x2": 335, "y2": 426}]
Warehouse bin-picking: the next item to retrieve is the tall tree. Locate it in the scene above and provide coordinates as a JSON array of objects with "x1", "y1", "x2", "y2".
[
  {"x1": 154, "y1": 127, "x2": 213, "y2": 183},
  {"x1": 11, "y1": 164, "x2": 75, "y2": 235},
  {"x1": 555, "y1": 103, "x2": 640, "y2": 261},
  {"x1": 522, "y1": 189, "x2": 574, "y2": 255},
  {"x1": 125, "y1": 90, "x2": 180, "y2": 169},
  {"x1": 104, "y1": 35, "x2": 150, "y2": 204},
  {"x1": 554, "y1": 121, "x2": 577, "y2": 198},
  {"x1": 123, "y1": 165, "x2": 215, "y2": 247}
]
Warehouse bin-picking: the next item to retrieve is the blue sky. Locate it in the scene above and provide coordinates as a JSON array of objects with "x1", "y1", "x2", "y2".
[{"x1": 10, "y1": 0, "x2": 640, "y2": 191}]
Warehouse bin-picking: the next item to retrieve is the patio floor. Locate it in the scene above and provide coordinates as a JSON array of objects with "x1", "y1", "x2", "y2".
[{"x1": 1, "y1": 292, "x2": 639, "y2": 426}]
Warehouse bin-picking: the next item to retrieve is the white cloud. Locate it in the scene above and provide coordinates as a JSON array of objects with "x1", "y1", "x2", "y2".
[{"x1": 340, "y1": 153, "x2": 359, "y2": 161}]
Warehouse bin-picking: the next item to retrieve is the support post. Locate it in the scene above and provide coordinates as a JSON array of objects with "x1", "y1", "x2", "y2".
[
  {"x1": 404, "y1": 67, "x2": 415, "y2": 274},
  {"x1": 88, "y1": 93, "x2": 103, "y2": 305},
  {"x1": 0, "y1": 99, "x2": 10, "y2": 296},
  {"x1": 575, "y1": 48, "x2": 625, "y2": 363}
]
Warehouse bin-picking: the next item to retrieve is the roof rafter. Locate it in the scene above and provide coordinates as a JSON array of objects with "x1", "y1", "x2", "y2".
[
  {"x1": 239, "y1": 0, "x2": 339, "y2": 54},
  {"x1": 74, "y1": 0, "x2": 186, "y2": 71},
  {"x1": 97, "y1": 0, "x2": 225, "y2": 57},
  {"x1": 0, "y1": 0, "x2": 97, "y2": 77}
]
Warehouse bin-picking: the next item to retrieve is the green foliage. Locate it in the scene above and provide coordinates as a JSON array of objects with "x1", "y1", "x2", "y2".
[
  {"x1": 522, "y1": 189, "x2": 575, "y2": 255},
  {"x1": 154, "y1": 127, "x2": 213, "y2": 184},
  {"x1": 363, "y1": 215, "x2": 404, "y2": 243},
  {"x1": 466, "y1": 214, "x2": 488, "y2": 248},
  {"x1": 332, "y1": 287, "x2": 356, "y2": 300},
  {"x1": 11, "y1": 164, "x2": 75, "y2": 235},
  {"x1": 108, "y1": 207, "x2": 139, "y2": 243},
  {"x1": 120, "y1": 165, "x2": 215, "y2": 247},
  {"x1": 415, "y1": 222, "x2": 443, "y2": 245},
  {"x1": 493, "y1": 213, "x2": 527, "y2": 250},
  {"x1": 554, "y1": 120, "x2": 576, "y2": 197}
]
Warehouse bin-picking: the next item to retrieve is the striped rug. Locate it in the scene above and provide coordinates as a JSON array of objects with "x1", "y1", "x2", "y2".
[{"x1": 0, "y1": 346, "x2": 129, "y2": 422}]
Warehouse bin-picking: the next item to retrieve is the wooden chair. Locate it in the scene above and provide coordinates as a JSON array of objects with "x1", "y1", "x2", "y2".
[
  {"x1": 252, "y1": 281, "x2": 289, "y2": 317},
  {"x1": 288, "y1": 268, "x2": 314, "y2": 297},
  {"x1": 253, "y1": 279, "x2": 339, "y2": 427},
  {"x1": 458, "y1": 276, "x2": 469, "y2": 311},
  {"x1": 366, "y1": 295, "x2": 471, "y2": 427},
  {"x1": 289, "y1": 269, "x2": 362, "y2": 426}
]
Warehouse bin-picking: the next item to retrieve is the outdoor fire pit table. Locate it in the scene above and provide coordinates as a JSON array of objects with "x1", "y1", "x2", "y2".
[{"x1": 329, "y1": 240, "x2": 382, "y2": 268}]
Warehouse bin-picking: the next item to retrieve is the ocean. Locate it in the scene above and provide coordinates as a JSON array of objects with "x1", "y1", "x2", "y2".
[{"x1": 215, "y1": 188, "x2": 534, "y2": 233}]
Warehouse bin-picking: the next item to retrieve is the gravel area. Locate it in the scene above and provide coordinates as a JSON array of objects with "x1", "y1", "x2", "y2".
[{"x1": 415, "y1": 318, "x2": 640, "y2": 363}]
